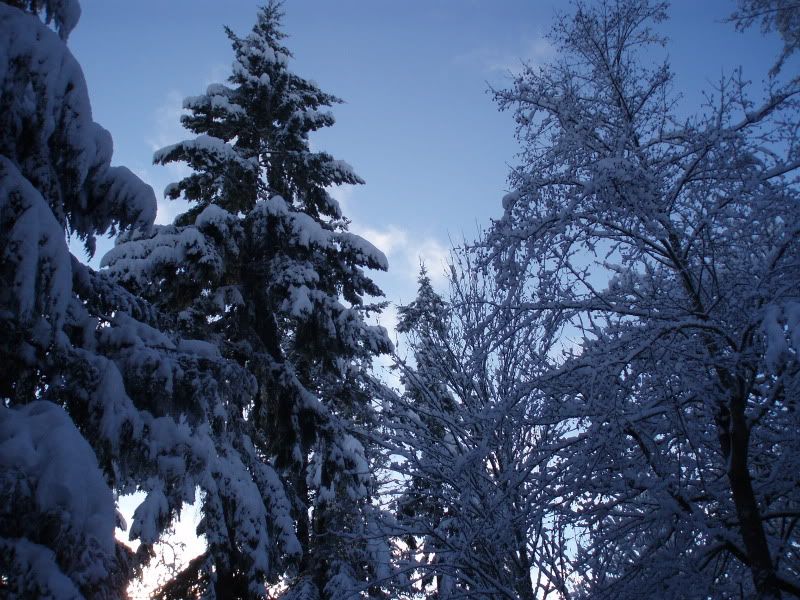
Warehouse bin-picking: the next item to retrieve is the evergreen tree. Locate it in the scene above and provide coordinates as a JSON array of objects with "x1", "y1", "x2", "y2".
[
  {"x1": 389, "y1": 269, "x2": 454, "y2": 597},
  {"x1": 104, "y1": 3, "x2": 392, "y2": 597},
  {"x1": 383, "y1": 260, "x2": 565, "y2": 599},
  {"x1": 1, "y1": 2, "x2": 297, "y2": 597}
]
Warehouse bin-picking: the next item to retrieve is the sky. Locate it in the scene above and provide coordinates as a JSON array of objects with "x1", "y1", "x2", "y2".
[
  {"x1": 63, "y1": 1, "x2": 790, "y2": 594},
  {"x1": 68, "y1": 0, "x2": 787, "y2": 340}
]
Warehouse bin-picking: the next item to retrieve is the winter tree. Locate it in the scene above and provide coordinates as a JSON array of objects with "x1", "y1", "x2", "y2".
[
  {"x1": 381, "y1": 258, "x2": 573, "y2": 600},
  {"x1": 730, "y1": 0, "x2": 800, "y2": 75},
  {"x1": 484, "y1": 0, "x2": 800, "y2": 598},
  {"x1": 102, "y1": 3, "x2": 393, "y2": 598},
  {"x1": 0, "y1": 1, "x2": 304, "y2": 597}
]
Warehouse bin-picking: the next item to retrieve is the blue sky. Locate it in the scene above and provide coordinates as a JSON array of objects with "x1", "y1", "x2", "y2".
[{"x1": 68, "y1": 0, "x2": 786, "y2": 335}]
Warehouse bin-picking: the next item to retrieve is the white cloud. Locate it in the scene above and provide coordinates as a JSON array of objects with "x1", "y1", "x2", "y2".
[
  {"x1": 202, "y1": 62, "x2": 230, "y2": 87},
  {"x1": 148, "y1": 89, "x2": 188, "y2": 153},
  {"x1": 376, "y1": 302, "x2": 399, "y2": 345},
  {"x1": 352, "y1": 224, "x2": 408, "y2": 256},
  {"x1": 327, "y1": 186, "x2": 450, "y2": 289},
  {"x1": 456, "y1": 34, "x2": 554, "y2": 77},
  {"x1": 415, "y1": 237, "x2": 450, "y2": 285},
  {"x1": 131, "y1": 90, "x2": 193, "y2": 225},
  {"x1": 350, "y1": 222, "x2": 450, "y2": 289},
  {"x1": 328, "y1": 184, "x2": 357, "y2": 217}
]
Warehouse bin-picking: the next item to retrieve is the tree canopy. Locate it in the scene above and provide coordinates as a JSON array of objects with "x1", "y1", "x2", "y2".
[{"x1": 1, "y1": 1, "x2": 798, "y2": 599}]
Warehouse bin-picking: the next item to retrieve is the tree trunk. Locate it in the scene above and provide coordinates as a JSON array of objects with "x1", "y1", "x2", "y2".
[
  {"x1": 719, "y1": 394, "x2": 783, "y2": 599},
  {"x1": 514, "y1": 541, "x2": 536, "y2": 600},
  {"x1": 296, "y1": 460, "x2": 311, "y2": 572}
]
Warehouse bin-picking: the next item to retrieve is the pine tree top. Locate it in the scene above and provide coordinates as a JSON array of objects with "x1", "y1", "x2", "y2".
[
  {"x1": 155, "y1": 0, "x2": 362, "y2": 223},
  {"x1": 397, "y1": 266, "x2": 448, "y2": 336}
]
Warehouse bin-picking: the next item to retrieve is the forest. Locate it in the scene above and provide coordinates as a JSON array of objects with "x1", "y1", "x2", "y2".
[{"x1": 1, "y1": 0, "x2": 799, "y2": 598}]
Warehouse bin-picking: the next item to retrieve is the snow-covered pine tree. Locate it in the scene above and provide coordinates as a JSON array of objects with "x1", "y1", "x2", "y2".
[
  {"x1": 383, "y1": 259, "x2": 567, "y2": 599},
  {"x1": 1, "y1": 2, "x2": 301, "y2": 597},
  {"x1": 103, "y1": 3, "x2": 393, "y2": 597},
  {"x1": 486, "y1": 0, "x2": 800, "y2": 597},
  {"x1": 0, "y1": 2, "x2": 151, "y2": 595},
  {"x1": 389, "y1": 268, "x2": 458, "y2": 597}
]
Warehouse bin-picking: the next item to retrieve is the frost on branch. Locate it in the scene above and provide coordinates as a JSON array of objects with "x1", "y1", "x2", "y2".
[
  {"x1": 0, "y1": 401, "x2": 117, "y2": 597},
  {"x1": 1, "y1": 2, "x2": 291, "y2": 596},
  {"x1": 104, "y1": 2, "x2": 393, "y2": 596},
  {"x1": 382, "y1": 261, "x2": 567, "y2": 599},
  {"x1": 0, "y1": 4, "x2": 155, "y2": 256},
  {"x1": 483, "y1": 0, "x2": 800, "y2": 597}
]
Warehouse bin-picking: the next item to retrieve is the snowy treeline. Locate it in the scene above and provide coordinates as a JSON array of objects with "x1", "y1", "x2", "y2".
[{"x1": 1, "y1": 0, "x2": 798, "y2": 599}]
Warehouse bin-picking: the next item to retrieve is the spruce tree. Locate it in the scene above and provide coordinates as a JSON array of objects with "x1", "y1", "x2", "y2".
[
  {"x1": 1, "y1": 2, "x2": 299, "y2": 597},
  {"x1": 104, "y1": 3, "x2": 393, "y2": 597}
]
